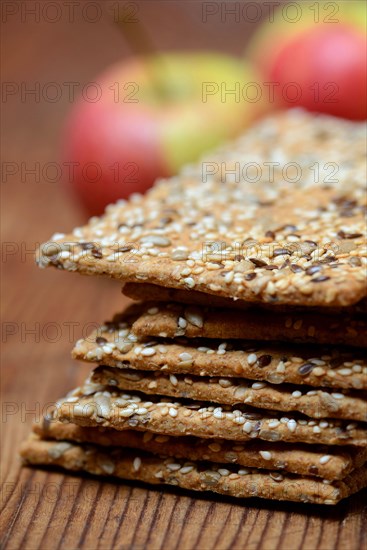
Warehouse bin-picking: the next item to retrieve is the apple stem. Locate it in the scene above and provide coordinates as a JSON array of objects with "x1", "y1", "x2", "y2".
[
  {"x1": 114, "y1": 18, "x2": 170, "y2": 100},
  {"x1": 115, "y1": 16, "x2": 157, "y2": 57}
]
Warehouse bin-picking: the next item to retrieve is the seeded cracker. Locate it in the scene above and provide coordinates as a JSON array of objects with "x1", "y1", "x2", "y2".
[
  {"x1": 72, "y1": 306, "x2": 367, "y2": 390},
  {"x1": 37, "y1": 110, "x2": 367, "y2": 308},
  {"x1": 21, "y1": 435, "x2": 367, "y2": 505},
  {"x1": 53, "y1": 380, "x2": 367, "y2": 446},
  {"x1": 91, "y1": 365, "x2": 367, "y2": 422},
  {"x1": 130, "y1": 301, "x2": 367, "y2": 348},
  {"x1": 122, "y1": 283, "x2": 367, "y2": 314},
  {"x1": 33, "y1": 421, "x2": 367, "y2": 481}
]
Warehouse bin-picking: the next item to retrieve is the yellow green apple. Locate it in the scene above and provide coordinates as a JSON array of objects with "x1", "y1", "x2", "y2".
[{"x1": 63, "y1": 53, "x2": 265, "y2": 215}]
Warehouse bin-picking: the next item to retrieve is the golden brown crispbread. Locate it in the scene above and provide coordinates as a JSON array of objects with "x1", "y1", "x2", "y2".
[
  {"x1": 33, "y1": 420, "x2": 367, "y2": 480},
  {"x1": 37, "y1": 110, "x2": 367, "y2": 308},
  {"x1": 53, "y1": 380, "x2": 367, "y2": 446},
  {"x1": 123, "y1": 283, "x2": 367, "y2": 314},
  {"x1": 130, "y1": 301, "x2": 367, "y2": 347},
  {"x1": 91, "y1": 365, "x2": 367, "y2": 422},
  {"x1": 21, "y1": 434, "x2": 367, "y2": 504},
  {"x1": 72, "y1": 305, "x2": 367, "y2": 390}
]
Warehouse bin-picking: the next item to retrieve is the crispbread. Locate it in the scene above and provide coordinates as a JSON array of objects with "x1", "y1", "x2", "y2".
[
  {"x1": 34, "y1": 420, "x2": 367, "y2": 480},
  {"x1": 20, "y1": 434, "x2": 367, "y2": 504},
  {"x1": 123, "y1": 283, "x2": 367, "y2": 314},
  {"x1": 72, "y1": 307, "x2": 367, "y2": 390},
  {"x1": 36, "y1": 110, "x2": 367, "y2": 308},
  {"x1": 53, "y1": 380, "x2": 367, "y2": 446},
  {"x1": 91, "y1": 365, "x2": 367, "y2": 422},
  {"x1": 130, "y1": 301, "x2": 367, "y2": 347}
]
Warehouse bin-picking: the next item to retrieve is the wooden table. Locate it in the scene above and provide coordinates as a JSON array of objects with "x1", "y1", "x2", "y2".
[{"x1": 1, "y1": 2, "x2": 366, "y2": 548}]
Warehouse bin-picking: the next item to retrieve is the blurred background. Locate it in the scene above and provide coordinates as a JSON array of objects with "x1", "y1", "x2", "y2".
[{"x1": 1, "y1": 0, "x2": 366, "y2": 457}]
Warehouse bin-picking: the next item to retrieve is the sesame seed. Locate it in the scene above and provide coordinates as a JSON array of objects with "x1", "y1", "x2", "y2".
[
  {"x1": 133, "y1": 457, "x2": 141, "y2": 471},
  {"x1": 252, "y1": 382, "x2": 266, "y2": 390},
  {"x1": 136, "y1": 407, "x2": 148, "y2": 415},
  {"x1": 346, "y1": 423, "x2": 357, "y2": 431},
  {"x1": 183, "y1": 306, "x2": 204, "y2": 328},
  {"x1": 224, "y1": 271, "x2": 234, "y2": 283},
  {"x1": 313, "y1": 367, "x2": 325, "y2": 376},
  {"x1": 171, "y1": 249, "x2": 189, "y2": 261},
  {"x1": 167, "y1": 463, "x2": 181, "y2": 471},
  {"x1": 178, "y1": 317, "x2": 187, "y2": 329},
  {"x1": 141, "y1": 347, "x2": 156, "y2": 357},
  {"x1": 183, "y1": 277, "x2": 195, "y2": 288},
  {"x1": 180, "y1": 465, "x2": 194, "y2": 474},
  {"x1": 247, "y1": 353, "x2": 257, "y2": 365},
  {"x1": 140, "y1": 235, "x2": 171, "y2": 247},
  {"x1": 276, "y1": 362, "x2": 286, "y2": 373},
  {"x1": 287, "y1": 419, "x2": 297, "y2": 432},
  {"x1": 320, "y1": 455, "x2": 331, "y2": 464},
  {"x1": 331, "y1": 393, "x2": 345, "y2": 399},
  {"x1": 338, "y1": 368, "x2": 352, "y2": 376},
  {"x1": 179, "y1": 352, "x2": 193, "y2": 362},
  {"x1": 259, "y1": 451, "x2": 272, "y2": 460},
  {"x1": 119, "y1": 408, "x2": 135, "y2": 417},
  {"x1": 268, "y1": 420, "x2": 280, "y2": 428},
  {"x1": 270, "y1": 472, "x2": 284, "y2": 482},
  {"x1": 243, "y1": 421, "x2": 253, "y2": 433}
]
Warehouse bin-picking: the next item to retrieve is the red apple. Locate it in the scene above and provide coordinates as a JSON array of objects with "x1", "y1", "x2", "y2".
[
  {"x1": 63, "y1": 53, "x2": 265, "y2": 216},
  {"x1": 269, "y1": 26, "x2": 366, "y2": 120},
  {"x1": 247, "y1": 1, "x2": 367, "y2": 121}
]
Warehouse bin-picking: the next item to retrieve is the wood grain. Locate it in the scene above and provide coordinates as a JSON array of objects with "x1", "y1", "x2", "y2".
[{"x1": 1, "y1": 2, "x2": 366, "y2": 548}]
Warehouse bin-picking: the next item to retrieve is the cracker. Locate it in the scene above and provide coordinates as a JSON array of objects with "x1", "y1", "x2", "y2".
[
  {"x1": 34, "y1": 420, "x2": 367, "y2": 480},
  {"x1": 53, "y1": 380, "x2": 367, "y2": 446},
  {"x1": 130, "y1": 301, "x2": 367, "y2": 348},
  {"x1": 91, "y1": 365, "x2": 367, "y2": 422},
  {"x1": 36, "y1": 110, "x2": 367, "y2": 308},
  {"x1": 72, "y1": 308, "x2": 367, "y2": 390},
  {"x1": 21, "y1": 435, "x2": 367, "y2": 504},
  {"x1": 123, "y1": 282, "x2": 367, "y2": 314}
]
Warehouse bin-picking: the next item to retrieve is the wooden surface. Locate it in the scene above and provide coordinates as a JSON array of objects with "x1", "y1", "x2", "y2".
[{"x1": 1, "y1": 2, "x2": 366, "y2": 549}]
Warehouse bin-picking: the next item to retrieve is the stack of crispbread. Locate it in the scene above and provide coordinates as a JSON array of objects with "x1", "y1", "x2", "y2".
[{"x1": 21, "y1": 110, "x2": 367, "y2": 505}]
